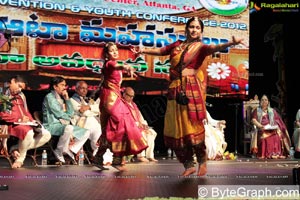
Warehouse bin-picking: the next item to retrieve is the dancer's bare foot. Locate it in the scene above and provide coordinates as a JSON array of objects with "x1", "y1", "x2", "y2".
[
  {"x1": 278, "y1": 155, "x2": 286, "y2": 159},
  {"x1": 137, "y1": 157, "x2": 149, "y2": 162},
  {"x1": 181, "y1": 167, "x2": 196, "y2": 176},
  {"x1": 271, "y1": 155, "x2": 279, "y2": 159},
  {"x1": 112, "y1": 165, "x2": 128, "y2": 172},
  {"x1": 148, "y1": 158, "x2": 158, "y2": 162},
  {"x1": 12, "y1": 161, "x2": 23, "y2": 169},
  {"x1": 197, "y1": 163, "x2": 207, "y2": 176}
]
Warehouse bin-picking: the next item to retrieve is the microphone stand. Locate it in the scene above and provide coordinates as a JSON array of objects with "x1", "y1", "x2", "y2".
[{"x1": 229, "y1": 103, "x2": 241, "y2": 156}]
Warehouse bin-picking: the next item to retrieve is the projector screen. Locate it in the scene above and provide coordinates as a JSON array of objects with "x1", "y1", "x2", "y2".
[{"x1": 0, "y1": 0, "x2": 249, "y2": 98}]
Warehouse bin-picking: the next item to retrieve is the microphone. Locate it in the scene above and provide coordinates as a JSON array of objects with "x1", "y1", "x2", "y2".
[{"x1": 206, "y1": 102, "x2": 213, "y2": 107}]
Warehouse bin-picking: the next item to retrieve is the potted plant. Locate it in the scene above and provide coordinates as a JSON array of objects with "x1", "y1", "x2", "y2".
[{"x1": 0, "y1": 93, "x2": 14, "y2": 113}]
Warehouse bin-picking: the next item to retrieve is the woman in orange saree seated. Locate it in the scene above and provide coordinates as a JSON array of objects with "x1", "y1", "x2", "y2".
[{"x1": 251, "y1": 94, "x2": 291, "y2": 159}]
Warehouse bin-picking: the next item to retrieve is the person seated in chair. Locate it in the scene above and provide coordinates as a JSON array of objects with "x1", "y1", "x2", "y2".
[
  {"x1": 204, "y1": 110, "x2": 227, "y2": 160},
  {"x1": 251, "y1": 94, "x2": 291, "y2": 159},
  {"x1": 122, "y1": 87, "x2": 158, "y2": 162},
  {"x1": 70, "y1": 81, "x2": 102, "y2": 158},
  {"x1": 0, "y1": 75, "x2": 51, "y2": 169},
  {"x1": 293, "y1": 109, "x2": 300, "y2": 158},
  {"x1": 42, "y1": 76, "x2": 90, "y2": 164}
]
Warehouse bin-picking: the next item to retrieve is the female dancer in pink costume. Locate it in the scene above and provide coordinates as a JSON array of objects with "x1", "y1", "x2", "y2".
[{"x1": 99, "y1": 42, "x2": 148, "y2": 171}]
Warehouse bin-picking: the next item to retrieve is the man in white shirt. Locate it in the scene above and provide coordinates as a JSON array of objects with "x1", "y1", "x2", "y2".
[
  {"x1": 122, "y1": 87, "x2": 158, "y2": 162},
  {"x1": 70, "y1": 81, "x2": 102, "y2": 157}
]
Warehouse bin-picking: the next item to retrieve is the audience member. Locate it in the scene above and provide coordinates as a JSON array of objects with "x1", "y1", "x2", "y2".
[
  {"x1": 70, "y1": 81, "x2": 102, "y2": 157},
  {"x1": 0, "y1": 75, "x2": 51, "y2": 168},
  {"x1": 123, "y1": 87, "x2": 158, "y2": 162},
  {"x1": 293, "y1": 109, "x2": 300, "y2": 158},
  {"x1": 251, "y1": 94, "x2": 291, "y2": 159},
  {"x1": 96, "y1": 42, "x2": 148, "y2": 171},
  {"x1": 42, "y1": 76, "x2": 90, "y2": 164},
  {"x1": 204, "y1": 111, "x2": 227, "y2": 160}
]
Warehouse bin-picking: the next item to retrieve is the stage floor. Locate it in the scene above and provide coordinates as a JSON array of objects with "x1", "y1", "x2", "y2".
[{"x1": 0, "y1": 156, "x2": 299, "y2": 200}]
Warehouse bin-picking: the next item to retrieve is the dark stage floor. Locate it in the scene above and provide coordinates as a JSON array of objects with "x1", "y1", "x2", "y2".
[{"x1": 0, "y1": 156, "x2": 300, "y2": 200}]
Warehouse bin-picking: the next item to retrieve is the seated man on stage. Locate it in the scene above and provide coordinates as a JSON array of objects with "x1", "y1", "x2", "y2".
[
  {"x1": 70, "y1": 81, "x2": 102, "y2": 157},
  {"x1": 42, "y1": 76, "x2": 90, "y2": 164},
  {"x1": 0, "y1": 75, "x2": 51, "y2": 168},
  {"x1": 122, "y1": 87, "x2": 158, "y2": 162},
  {"x1": 293, "y1": 109, "x2": 300, "y2": 158},
  {"x1": 204, "y1": 110, "x2": 227, "y2": 160}
]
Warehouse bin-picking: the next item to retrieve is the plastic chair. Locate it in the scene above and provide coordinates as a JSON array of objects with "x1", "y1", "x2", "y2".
[{"x1": 33, "y1": 111, "x2": 91, "y2": 165}]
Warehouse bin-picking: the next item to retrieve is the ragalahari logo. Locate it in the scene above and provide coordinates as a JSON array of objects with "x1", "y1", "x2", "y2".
[
  {"x1": 199, "y1": 0, "x2": 249, "y2": 16},
  {"x1": 249, "y1": 1, "x2": 299, "y2": 13},
  {"x1": 249, "y1": 1, "x2": 261, "y2": 14}
]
